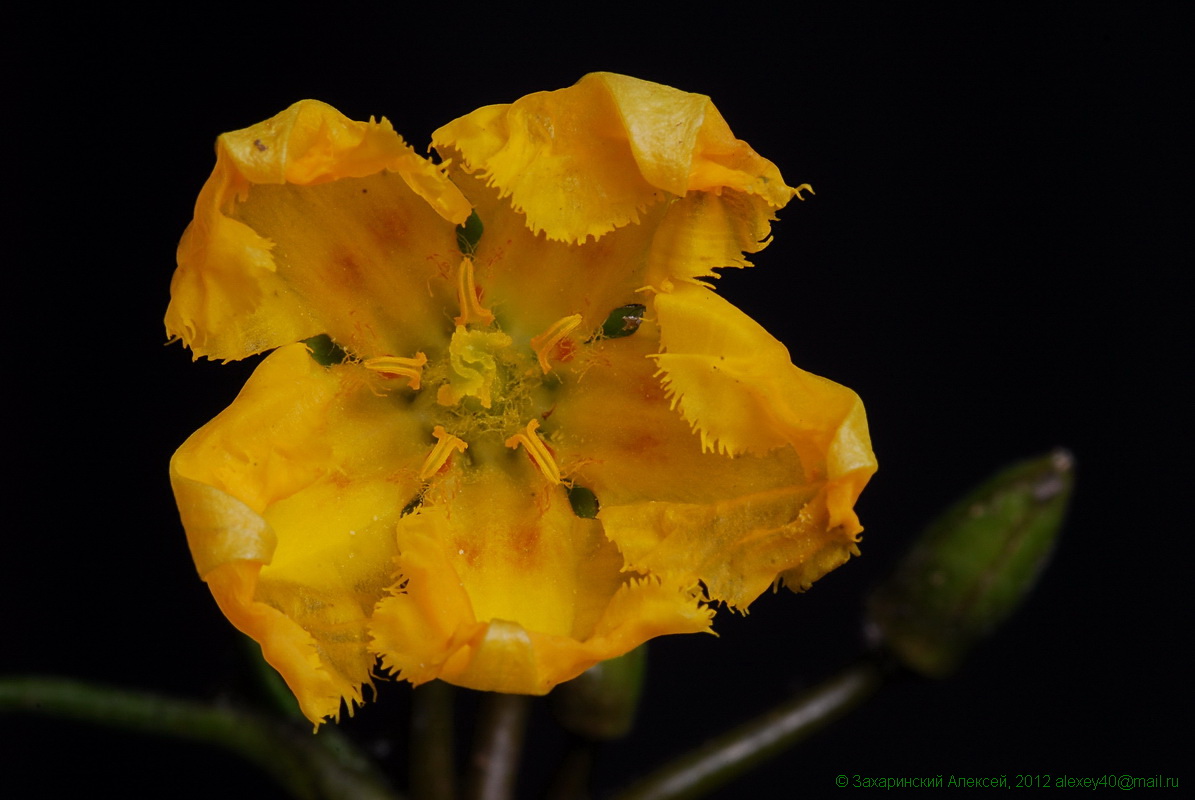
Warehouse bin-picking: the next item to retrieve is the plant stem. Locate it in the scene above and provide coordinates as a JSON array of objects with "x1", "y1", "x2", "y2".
[
  {"x1": 465, "y1": 693, "x2": 530, "y2": 800},
  {"x1": 411, "y1": 681, "x2": 457, "y2": 800},
  {"x1": 607, "y1": 657, "x2": 887, "y2": 800},
  {"x1": 0, "y1": 676, "x2": 398, "y2": 800}
]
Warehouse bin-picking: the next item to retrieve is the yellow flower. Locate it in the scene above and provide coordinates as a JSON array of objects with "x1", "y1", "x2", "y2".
[{"x1": 166, "y1": 73, "x2": 877, "y2": 726}]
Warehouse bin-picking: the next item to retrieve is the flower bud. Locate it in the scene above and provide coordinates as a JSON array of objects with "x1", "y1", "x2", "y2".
[
  {"x1": 868, "y1": 449, "x2": 1074, "y2": 678},
  {"x1": 550, "y1": 647, "x2": 647, "y2": 740}
]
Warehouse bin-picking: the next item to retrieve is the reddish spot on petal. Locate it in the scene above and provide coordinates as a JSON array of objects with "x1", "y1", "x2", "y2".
[
  {"x1": 624, "y1": 431, "x2": 662, "y2": 456},
  {"x1": 554, "y1": 337, "x2": 577, "y2": 363},
  {"x1": 509, "y1": 523, "x2": 542, "y2": 564},
  {"x1": 332, "y1": 252, "x2": 366, "y2": 291},
  {"x1": 453, "y1": 539, "x2": 479, "y2": 567},
  {"x1": 366, "y1": 208, "x2": 411, "y2": 244}
]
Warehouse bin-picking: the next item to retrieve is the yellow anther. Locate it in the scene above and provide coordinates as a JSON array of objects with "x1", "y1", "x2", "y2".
[
  {"x1": 504, "y1": 419, "x2": 561, "y2": 484},
  {"x1": 529, "y1": 314, "x2": 582, "y2": 373},
  {"x1": 454, "y1": 257, "x2": 495, "y2": 327},
  {"x1": 363, "y1": 352, "x2": 428, "y2": 389},
  {"x1": 419, "y1": 426, "x2": 468, "y2": 481}
]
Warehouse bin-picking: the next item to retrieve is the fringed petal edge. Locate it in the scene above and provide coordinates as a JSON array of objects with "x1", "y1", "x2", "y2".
[
  {"x1": 432, "y1": 73, "x2": 799, "y2": 247},
  {"x1": 166, "y1": 100, "x2": 470, "y2": 361}
]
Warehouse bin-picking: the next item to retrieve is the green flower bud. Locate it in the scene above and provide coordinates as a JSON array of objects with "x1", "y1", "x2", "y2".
[
  {"x1": 868, "y1": 449, "x2": 1074, "y2": 678},
  {"x1": 551, "y1": 647, "x2": 647, "y2": 740}
]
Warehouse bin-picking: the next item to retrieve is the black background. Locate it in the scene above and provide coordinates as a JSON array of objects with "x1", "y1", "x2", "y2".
[{"x1": 5, "y1": 4, "x2": 1186, "y2": 797}]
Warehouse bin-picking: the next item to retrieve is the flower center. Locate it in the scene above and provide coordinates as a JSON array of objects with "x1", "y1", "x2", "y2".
[
  {"x1": 356, "y1": 239, "x2": 644, "y2": 493},
  {"x1": 373, "y1": 256, "x2": 561, "y2": 486},
  {"x1": 436, "y1": 326, "x2": 515, "y2": 411},
  {"x1": 426, "y1": 322, "x2": 546, "y2": 448}
]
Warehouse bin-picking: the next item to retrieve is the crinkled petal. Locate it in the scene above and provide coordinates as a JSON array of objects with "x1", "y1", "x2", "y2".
[
  {"x1": 651, "y1": 281, "x2": 876, "y2": 539},
  {"x1": 201, "y1": 560, "x2": 349, "y2": 725},
  {"x1": 370, "y1": 460, "x2": 711, "y2": 694},
  {"x1": 644, "y1": 189, "x2": 792, "y2": 288},
  {"x1": 166, "y1": 100, "x2": 471, "y2": 361},
  {"x1": 171, "y1": 343, "x2": 429, "y2": 724},
  {"x1": 433, "y1": 72, "x2": 797, "y2": 245},
  {"x1": 550, "y1": 318, "x2": 861, "y2": 607}
]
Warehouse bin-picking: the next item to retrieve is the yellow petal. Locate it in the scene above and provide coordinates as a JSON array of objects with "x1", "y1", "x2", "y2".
[
  {"x1": 166, "y1": 99, "x2": 471, "y2": 361},
  {"x1": 171, "y1": 343, "x2": 429, "y2": 724},
  {"x1": 433, "y1": 72, "x2": 797, "y2": 245},
  {"x1": 203, "y1": 560, "x2": 351, "y2": 725},
  {"x1": 644, "y1": 189, "x2": 790, "y2": 288},
  {"x1": 370, "y1": 460, "x2": 711, "y2": 694},
  {"x1": 652, "y1": 281, "x2": 876, "y2": 527},
  {"x1": 550, "y1": 317, "x2": 858, "y2": 608},
  {"x1": 432, "y1": 89, "x2": 659, "y2": 244}
]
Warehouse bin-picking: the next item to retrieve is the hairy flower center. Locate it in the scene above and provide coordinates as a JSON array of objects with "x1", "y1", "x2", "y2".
[
  {"x1": 426, "y1": 323, "x2": 547, "y2": 446},
  {"x1": 367, "y1": 256, "x2": 566, "y2": 487},
  {"x1": 360, "y1": 254, "x2": 649, "y2": 494}
]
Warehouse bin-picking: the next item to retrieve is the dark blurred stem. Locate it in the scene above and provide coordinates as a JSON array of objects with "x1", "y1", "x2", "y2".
[
  {"x1": 411, "y1": 681, "x2": 457, "y2": 800},
  {"x1": 546, "y1": 739, "x2": 595, "y2": 800},
  {"x1": 466, "y1": 693, "x2": 530, "y2": 800},
  {"x1": 607, "y1": 657, "x2": 887, "y2": 800},
  {"x1": 0, "y1": 676, "x2": 399, "y2": 800}
]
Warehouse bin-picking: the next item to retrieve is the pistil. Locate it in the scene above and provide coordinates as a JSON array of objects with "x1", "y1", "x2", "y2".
[{"x1": 435, "y1": 326, "x2": 513, "y2": 409}]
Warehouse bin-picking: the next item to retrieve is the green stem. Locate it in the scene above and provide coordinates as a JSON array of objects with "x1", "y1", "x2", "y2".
[
  {"x1": 607, "y1": 657, "x2": 887, "y2": 800},
  {"x1": 411, "y1": 681, "x2": 457, "y2": 800},
  {"x1": 0, "y1": 676, "x2": 398, "y2": 800},
  {"x1": 465, "y1": 693, "x2": 530, "y2": 800}
]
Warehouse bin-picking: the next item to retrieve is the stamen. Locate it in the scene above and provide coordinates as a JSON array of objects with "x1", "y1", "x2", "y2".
[
  {"x1": 504, "y1": 419, "x2": 562, "y2": 484},
  {"x1": 454, "y1": 257, "x2": 495, "y2": 327},
  {"x1": 530, "y1": 314, "x2": 582, "y2": 373},
  {"x1": 419, "y1": 426, "x2": 468, "y2": 481},
  {"x1": 363, "y1": 352, "x2": 428, "y2": 389}
]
